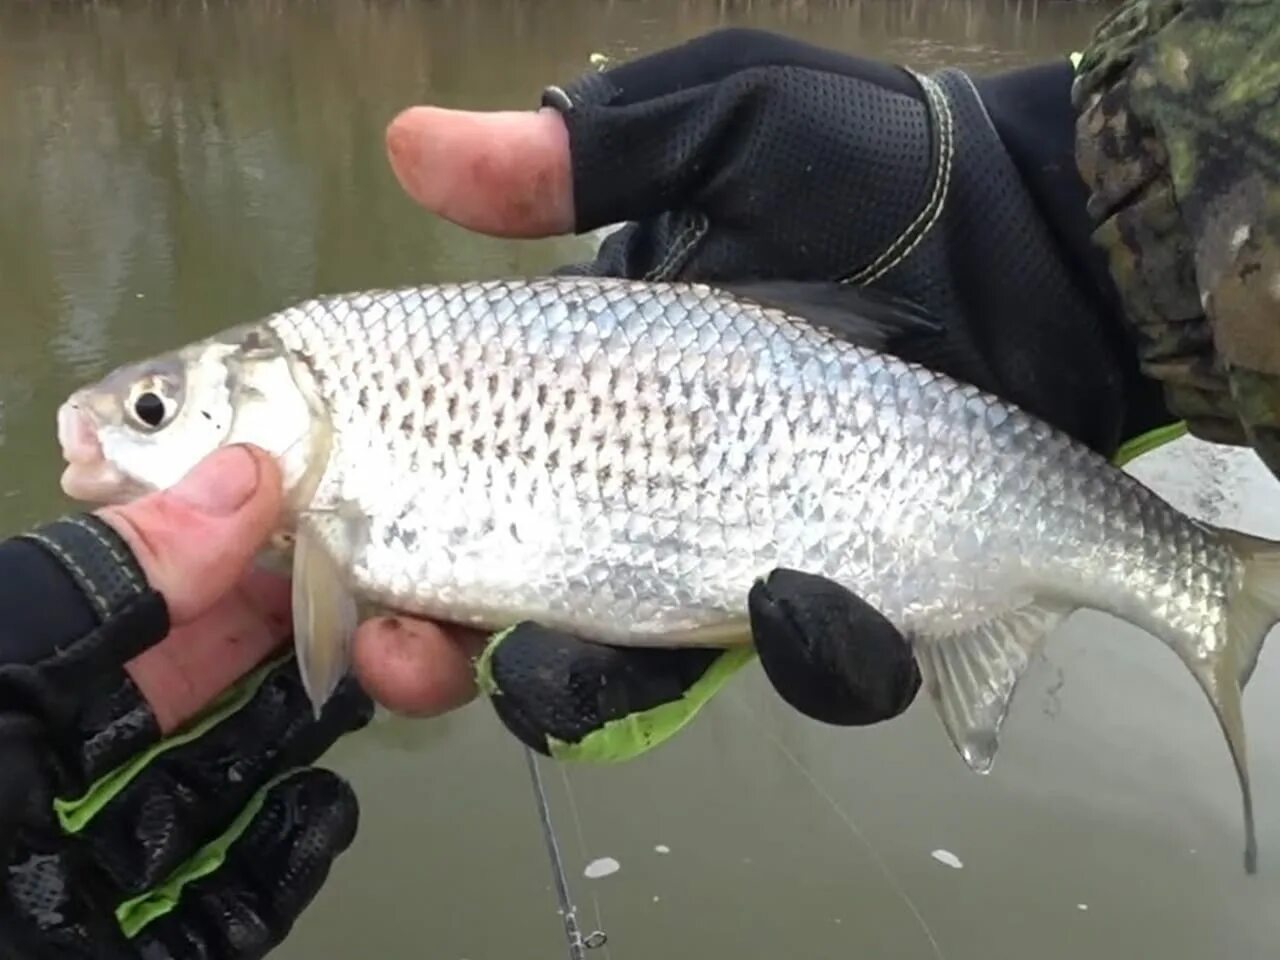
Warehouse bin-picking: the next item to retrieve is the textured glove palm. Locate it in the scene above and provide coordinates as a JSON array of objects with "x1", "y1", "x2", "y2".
[{"x1": 0, "y1": 516, "x2": 372, "y2": 959}]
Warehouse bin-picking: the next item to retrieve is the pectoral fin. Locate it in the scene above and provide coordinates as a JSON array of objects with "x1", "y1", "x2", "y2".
[
  {"x1": 915, "y1": 599, "x2": 1072, "y2": 772},
  {"x1": 292, "y1": 515, "x2": 360, "y2": 718}
]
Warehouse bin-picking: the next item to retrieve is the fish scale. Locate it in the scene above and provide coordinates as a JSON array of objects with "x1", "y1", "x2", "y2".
[
  {"x1": 262, "y1": 278, "x2": 1205, "y2": 637},
  {"x1": 58, "y1": 275, "x2": 1280, "y2": 873}
]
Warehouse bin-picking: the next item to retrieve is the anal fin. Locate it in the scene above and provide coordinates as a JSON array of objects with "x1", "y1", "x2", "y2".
[
  {"x1": 915, "y1": 599, "x2": 1072, "y2": 773},
  {"x1": 292, "y1": 512, "x2": 361, "y2": 719}
]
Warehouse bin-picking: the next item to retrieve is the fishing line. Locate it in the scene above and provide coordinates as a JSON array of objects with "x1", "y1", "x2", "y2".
[
  {"x1": 725, "y1": 689, "x2": 946, "y2": 960},
  {"x1": 523, "y1": 745, "x2": 608, "y2": 960},
  {"x1": 557, "y1": 764, "x2": 614, "y2": 960}
]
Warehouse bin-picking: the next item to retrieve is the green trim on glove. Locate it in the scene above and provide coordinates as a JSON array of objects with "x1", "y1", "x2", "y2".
[
  {"x1": 47, "y1": 652, "x2": 321, "y2": 940},
  {"x1": 473, "y1": 625, "x2": 510, "y2": 698},
  {"x1": 54, "y1": 654, "x2": 289, "y2": 834},
  {"x1": 546, "y1": 646, "x2": 755, "y2": 764},
  {"x1": 1110, "y1": 420, "x2": 1188, "y2": 467},
  {"x1": 477, "y1": 626, "x2": 756, "y2": 763},
  {"x1": 114, "y1": 768, "x2": 306, "y2": 939}
]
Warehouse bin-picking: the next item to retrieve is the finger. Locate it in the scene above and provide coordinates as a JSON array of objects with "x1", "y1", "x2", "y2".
[
  {"x1": 128, "y1": 769, "x2": 359, "y2": 960},
  {"x1": 385, "y1": 105, "x2": 573, "y2": 238},
  {"x1": 95, "y1": 444, "x2": 284, "y2": 625},
  {"x1": 70, "y1": 659, "x2": 372, "y2": 900},
  {"x1": 351, "y1": 615, "x2": 485, "y2": 717},
  {"x1": 478, "y1": 622, "x2": 749, "y2": 762},
  {"x1": 749, "y1": 569, "x2": 921, "y2": 726},
  {"x1": 125, "y1": 567, "x2": 292, "y2": 735}
]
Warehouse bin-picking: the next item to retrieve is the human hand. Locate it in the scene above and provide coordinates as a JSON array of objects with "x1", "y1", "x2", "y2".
[
  {"x1": 359, "y1": 29, "x2": 1201, "y2": 760},
  {"x1": 0, "y1": 445, "x2": 372, "y2": 959},
  {"x1": 385, "y1": 27, "x2": 1174, "y2": 453},
  {"x1": 351, "y1": 30, "x2": 1117, "y2": 760}
]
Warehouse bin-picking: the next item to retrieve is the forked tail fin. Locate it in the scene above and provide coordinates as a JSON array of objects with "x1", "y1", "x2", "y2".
[
  {"x1": 1195, "y1": 526, "x2": 1280, "y2": 875},
  {"x1": 1217, "y1": 528, "x2": 1280, "y2": 691}
]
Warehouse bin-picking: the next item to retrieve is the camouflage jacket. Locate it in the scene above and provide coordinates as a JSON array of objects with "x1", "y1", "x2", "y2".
[{"x1": 1072, "y1": 0, "x2": 1280, "y2": 476}]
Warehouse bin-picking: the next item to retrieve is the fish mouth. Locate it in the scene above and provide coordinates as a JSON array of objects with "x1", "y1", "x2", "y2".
[{"x1": 56, "y1": 399, "x2": 137, "y2": 505}]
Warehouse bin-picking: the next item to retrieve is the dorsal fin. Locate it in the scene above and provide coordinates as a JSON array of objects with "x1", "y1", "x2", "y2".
[{"x1": 719, "y1": 280, "x2": 992, "y2": 388}]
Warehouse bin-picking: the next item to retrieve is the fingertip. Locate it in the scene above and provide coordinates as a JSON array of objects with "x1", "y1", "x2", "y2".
[
  {"x1": 96, "y1": 445, "x2": 285, "y2": 624},
  {"x1": 385, "y1": 105, "x2": 434, "y2": 184},
  {"x1": 240, "y1": 442, "x2": 285, "y2": 509},
  {"x1": 384, "y1": 104, "x2": 573, "y2": 237},
  {"x1": 216, "y1": 443, "x2": 285, "y2": 538},
  {"x1": 352, "y1": 616, "x2": 484, "y2": 717}
]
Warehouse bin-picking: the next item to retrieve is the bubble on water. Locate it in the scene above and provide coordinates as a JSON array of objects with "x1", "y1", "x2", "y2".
[
  {"x1": 1077, "y1": 904, "x2": 1089, "y2": 912},
  {"x1": 930, "y1": 849, "x2": 963, "y2": 869},
  {"x1": 584, "y1": 857, "x2": 620, "y2": 879},
  {"x1": 652, "y1": 895, "x2": 660, "y2": 903},
  {"x1": 654, "y1": 844, "x2": 670, "y2": 854}
]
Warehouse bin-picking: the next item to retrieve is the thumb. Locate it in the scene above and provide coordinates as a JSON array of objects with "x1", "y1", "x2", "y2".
[
  {"x1": 95, "y1": 445, "x2": 284, "y2": 624},
  {"x1": 385, "y1": 106, "x2": 574, "y2": 238}
]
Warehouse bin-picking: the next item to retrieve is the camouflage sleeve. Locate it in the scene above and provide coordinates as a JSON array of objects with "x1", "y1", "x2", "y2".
[{"x1": 1071, "y1": 0, "x2": 1280, "y2": 476}]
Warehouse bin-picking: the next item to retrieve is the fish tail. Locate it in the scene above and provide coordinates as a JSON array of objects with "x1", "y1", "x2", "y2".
[
  {"x1": 1195, "y1": 526, "x2": 1280, "y2": 875},
  {"x1": 914, "y1": 524, "x2": 1280, "y2": 876},
  {"x1": 1217, "y1": 527, "x2": 1280, "y2": 690}
]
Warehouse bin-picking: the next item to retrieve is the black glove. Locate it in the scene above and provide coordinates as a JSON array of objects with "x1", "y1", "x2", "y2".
[
  {"x1": 0, "y1": 515, "x2": 373, "y2": 959},
  {"x1": 475, "y1": 29, "x2": 1180, "y2": 763},
  {"x1": 478, "y1": 570, "x2": 921, "y2": 763},
  {"x1": 548, "y1": 27, "x2": 1174, "y2": 453}
]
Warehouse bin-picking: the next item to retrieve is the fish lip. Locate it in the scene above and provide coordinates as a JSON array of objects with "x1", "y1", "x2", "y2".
[
  {"x1": 57, "y1": 398, "x2": 104, "y2": 465},
  {"x1": 55, "y1": 398, "x2": 138, "y2": 505}
]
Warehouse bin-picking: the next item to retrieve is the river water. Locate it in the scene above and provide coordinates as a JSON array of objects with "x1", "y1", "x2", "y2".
[{"x1": 3, "y1": 2, "x2": 1279, "y2": 958}]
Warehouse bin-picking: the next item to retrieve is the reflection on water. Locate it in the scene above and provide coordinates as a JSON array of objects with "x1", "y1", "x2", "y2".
[
  {"x1": 5, "y1": 3, "x2": 1280, "y2": 959},
  {"x1": 0, "y1": 0, "x2": 1104, "y2": 523}
]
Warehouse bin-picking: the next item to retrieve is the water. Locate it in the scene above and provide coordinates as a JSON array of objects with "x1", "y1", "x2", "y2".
[{"x1": 3, "y1": 2, "x2": 1279, "y2": 957}]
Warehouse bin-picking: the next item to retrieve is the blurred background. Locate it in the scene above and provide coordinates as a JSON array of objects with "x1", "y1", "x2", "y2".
[{"x1": 2, "y1": 3, "x2": 1276, "y2": 958}]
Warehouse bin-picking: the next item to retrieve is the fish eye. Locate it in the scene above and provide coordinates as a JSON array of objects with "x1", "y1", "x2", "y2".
[
  {"x1": 134, "y1": 392, "x2": 166, "y2": 427},
  {"x1": 127, "y1": 383, "x2": 175, "y2": 431}
]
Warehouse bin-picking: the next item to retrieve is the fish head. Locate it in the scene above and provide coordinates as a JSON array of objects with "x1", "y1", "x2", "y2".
[{"x1": 58, "y1": 323, "x2": 324, "y2": 508}]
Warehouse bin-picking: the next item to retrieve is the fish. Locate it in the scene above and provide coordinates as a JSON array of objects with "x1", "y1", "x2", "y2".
[{"x1": 55, "y1": 275, "x2": 1280, "y2": 873}]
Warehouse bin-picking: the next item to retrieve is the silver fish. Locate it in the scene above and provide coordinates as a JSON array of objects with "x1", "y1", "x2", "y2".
[{"x1": 55, "y1": 276, "x2": 1280, "y2": 873}]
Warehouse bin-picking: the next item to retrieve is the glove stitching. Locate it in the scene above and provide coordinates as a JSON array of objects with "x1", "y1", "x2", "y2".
[
  {"x1": 644, "y1": 211, "x2": 710, "y2": 281},
  {"x1": 842, "y1": 69, "x2": 954, "y2": 285},
  {"x1": 21, "y1": 531, "x2": 115, "y2": 622},
  {"x1": 65, "y1": 515, "x2": 143, "y2": 594}
]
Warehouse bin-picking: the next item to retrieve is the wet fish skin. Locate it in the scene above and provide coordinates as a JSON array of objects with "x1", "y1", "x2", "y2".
[{"x1": 56, "y1": 276, "x2": 1280, "y2": 873}]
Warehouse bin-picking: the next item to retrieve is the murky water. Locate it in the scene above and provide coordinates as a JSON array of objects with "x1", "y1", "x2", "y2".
[{"x1": 3, "y1": 2, "x2": 1280, "y2": 957}]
